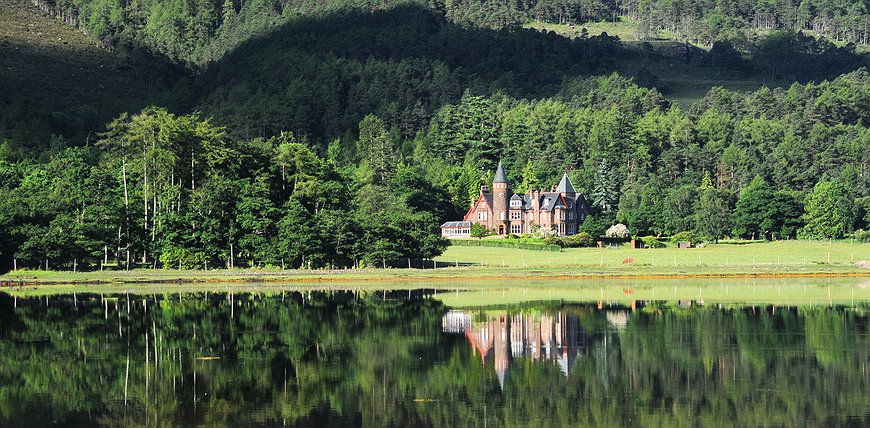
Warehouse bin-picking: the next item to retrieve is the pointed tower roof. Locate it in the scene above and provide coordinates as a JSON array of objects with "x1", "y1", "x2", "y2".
[
  {"x1": 555, "y1": 172, "x2": 575, "y2": 193},
  {"x1": 493, "y1": 161, "x2": 508, "y2": 183}
]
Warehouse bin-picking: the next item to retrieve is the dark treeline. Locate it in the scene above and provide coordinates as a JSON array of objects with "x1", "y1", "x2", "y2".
[{"x1": 0, "y1": 294, "x2": 867, "y2": 425}]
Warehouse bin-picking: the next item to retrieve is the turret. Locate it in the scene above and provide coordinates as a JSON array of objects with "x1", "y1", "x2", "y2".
[
  {"x1": 556, "y1": 172, "x2": 576, "y2": 198},
  {"x1": 492, "y1": 161, "x2": 510, "y2": 233}
]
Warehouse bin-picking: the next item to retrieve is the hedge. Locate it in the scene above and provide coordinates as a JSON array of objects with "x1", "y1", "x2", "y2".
[{"x1": 449, "y1": 239, "x2": 562, "y2": 252}]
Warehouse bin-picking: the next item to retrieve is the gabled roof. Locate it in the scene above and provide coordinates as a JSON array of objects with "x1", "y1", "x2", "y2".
[
  {"x1": 510, "y1": 193, "x2": 523, "y2": 201},
  {"x1": 555, "y1": 173, "x2": 576, "y2": 193},
  {"x1": 493, "y1": 161, "x2": 508, "y2": 183},
  {"x1": 462, "y1": 191, "x2": 494, "y2": 221}
]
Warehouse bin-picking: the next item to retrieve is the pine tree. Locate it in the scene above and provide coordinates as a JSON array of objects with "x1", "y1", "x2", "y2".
[{"x1": 591, "y1": 159, "x2": 618, "y2": 214}]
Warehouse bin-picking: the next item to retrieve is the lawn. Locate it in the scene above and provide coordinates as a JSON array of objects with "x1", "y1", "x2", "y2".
[
  {"x1": 1, "y1": 240, "x2": 868, "y2": 291},
  {"x1": 436, "y1": 239, "x2": 870, "y2": 272}
]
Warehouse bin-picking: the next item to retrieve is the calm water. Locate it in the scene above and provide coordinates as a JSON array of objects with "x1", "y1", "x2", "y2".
[{"x1": 0, "y1": 290, "x2": 868, "y2": 427}]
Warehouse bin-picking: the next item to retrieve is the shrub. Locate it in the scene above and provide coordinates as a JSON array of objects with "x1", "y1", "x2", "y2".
[
  {"x1": 605, "y1": 223, "x2": 630, "y2": 238},
  {"x1": 640, "y1": 235, "x2": 666, "y2": 248},
  {"x1": 854, "y1": 229, "x2": 870, "y2": 243},
  {"x1": 545, "y1": 232, "x2": 594, "y2": 248},
  {"x1": 669, "y1": 231, "x2": 699, "y2": 243},
  {"x1": 449, "y1": 239, "x2": 561, "y2": 252},
  {"x1": 470, "y1": 223, "x2": 491, "y2": 239}
]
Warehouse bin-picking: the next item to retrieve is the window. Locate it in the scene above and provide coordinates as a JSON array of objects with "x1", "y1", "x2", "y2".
[
  {"x1": 568, "y1": 212, "x2": 574, "y2": 220},
  {"x1": 567, "y1": 224, "x2": 575, "y2": 235},
  {"x1": 559, "y1": 211, "x2": 565, "y2": 220},
  {"x1": 559, "y1": 224, "x2": 565, "y2": 235},
  {"x1": 478, "y1": 211, "x2": 487, "y2": 220},
  {"x1": 511, "y1": 224, "x2": 522, "y2": 234},
  {"x1": 510, "y1": 199, "x2": 521, "y2": 208},
  {"x1": 579, "y1": 213, "x2": 585, "y2": 222},
  {"x1": 500, "y1": 212, "x2": 505, "y2": 220},
  {"x1": 510, "y1": 211, "x2": 521, "y2": 220}
]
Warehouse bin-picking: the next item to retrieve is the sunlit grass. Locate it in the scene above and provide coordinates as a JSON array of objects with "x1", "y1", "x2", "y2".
[{"x1": 437, "y1": 239, "x2": 870, "y2": 270}]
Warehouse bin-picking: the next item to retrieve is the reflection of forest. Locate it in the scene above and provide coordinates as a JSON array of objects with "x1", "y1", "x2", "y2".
[
  {"x1": 443, "y1": 311, "x2": 594, "y2": 387},
  {"x1": 0, "y1": 292, "x2": 868, "y2": 427}
]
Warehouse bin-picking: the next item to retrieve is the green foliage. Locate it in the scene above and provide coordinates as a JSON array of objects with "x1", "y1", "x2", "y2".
[
  {"x1": 450, "y1": 238, "x2": 561, "y2": 251},
  {"x1": 545, "y1": 232, "x2": 594, "y2": 248},
  {"x1": 800, "y1": 180, "x2": 854, "y2": 239},
  {"x1": 579, "y1": 215, "x2": 610, "y2": 238},
  {"x1": 669, "y1": 231, "x2": 700, "y2": 244},
  {"x1": 469, "y1": 223, "x2": 491, "y2": 239},
  {"x1": 639, "y1": 235, "x2": 666, "y2": 248},
  {"x1": 695, "y1": 187, "x2": 734, "y2": 241}
]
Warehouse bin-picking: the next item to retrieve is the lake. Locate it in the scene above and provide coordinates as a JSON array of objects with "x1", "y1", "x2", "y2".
[{"x1": 1, "y1": 279, "x2": 869, "y2": 426}]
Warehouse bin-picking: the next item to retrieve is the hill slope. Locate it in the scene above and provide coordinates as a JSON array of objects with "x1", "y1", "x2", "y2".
[{"x1": 0, "y1": 0, "x2": 179, "y2": 156}]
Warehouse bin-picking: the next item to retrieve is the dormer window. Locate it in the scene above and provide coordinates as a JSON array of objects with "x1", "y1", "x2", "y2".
[{"x1": 510, "y1": 199, "x2": 521, "y2": 208}]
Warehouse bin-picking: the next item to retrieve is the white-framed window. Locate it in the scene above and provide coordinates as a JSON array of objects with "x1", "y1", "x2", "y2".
[
  {"x1": 510, "y1": 211, "x2": 521, "y2": 220},
  {"x1": 510, "y1": 199, "x2": 521, "y2": 208},
  {"x1": 511, "y1": 224, "x2": 522, "y2": 234},
  {"x1": 478, "y1": 211, "x2": 487, "y2": 220},
  {"x1": 559, "y1": 224, "x2": 565, "y2": 235},
  {"x1": 567, "y1": 224, "x2": 575, "y2": 235},
  {"x1": 500, "y1": 211, "x2": 505, "y2": 220},
  {"x1": 568, "y1": 211, "x2": 574, "y2": 220},
  {"x1": 559, "y1": 210, "x2": 565, "y2": 220}
]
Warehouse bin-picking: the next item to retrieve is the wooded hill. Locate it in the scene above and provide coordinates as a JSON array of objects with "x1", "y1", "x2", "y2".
[{"x1": 0, "y1": 1, "x2": 868, "y2": 272}]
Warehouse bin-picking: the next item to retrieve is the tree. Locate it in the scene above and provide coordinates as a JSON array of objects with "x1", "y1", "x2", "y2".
[
  {"x1": 591, "y1": 159, "x2": 619, "y2": 214},
  {"x1": 695, "y1": 188, "x2": 733, "y2": 241},
  {"x1": 605, "y1": 223, "x2": 630, "y2": 238},
  {"x1": 800, "y1": 180, "x2": 854, "y2": 239},
  {"x1": 470, "y1": 223, "x2": 490, "y2": 239},
  {"x1": 357, "y1": 115, "x2": 398, "y2": 185}
]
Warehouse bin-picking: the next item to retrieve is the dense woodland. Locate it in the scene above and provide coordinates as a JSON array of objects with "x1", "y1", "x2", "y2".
[{"x1": 1, "y1": 1, "x2": 869, "y2": 272}]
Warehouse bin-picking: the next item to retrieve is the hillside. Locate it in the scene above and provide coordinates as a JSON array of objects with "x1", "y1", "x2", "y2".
[{"x1": 0, "y1": 0, "x2": 179, "y2": 156}]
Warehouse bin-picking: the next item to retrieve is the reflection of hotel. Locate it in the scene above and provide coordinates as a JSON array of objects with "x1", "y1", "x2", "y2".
[{"x1": 443, "y1": 311, "x2": 589, "y2": 389}]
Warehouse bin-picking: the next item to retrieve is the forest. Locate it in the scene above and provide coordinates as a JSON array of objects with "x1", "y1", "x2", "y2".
[{"x1": 1, "y1": 1, "x2": 869, "y2": 272}]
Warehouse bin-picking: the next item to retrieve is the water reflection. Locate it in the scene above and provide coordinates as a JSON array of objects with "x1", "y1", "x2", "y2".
[
  {"x1": 0, "y1": 291, "x2": 868, "y2": 427},
  {"x1": 443, "y1": 311, "x2": 590, "y2": 386}
]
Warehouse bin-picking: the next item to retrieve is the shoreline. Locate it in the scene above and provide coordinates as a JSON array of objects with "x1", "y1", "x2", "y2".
[{"x1": 3, "y1": 267, "x2": 870, "y2": 287}]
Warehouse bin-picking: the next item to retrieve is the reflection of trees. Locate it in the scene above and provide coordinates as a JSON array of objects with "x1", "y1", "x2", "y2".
[{"x1": 0, "y1": 295, "x2": 867, "y2": 426}]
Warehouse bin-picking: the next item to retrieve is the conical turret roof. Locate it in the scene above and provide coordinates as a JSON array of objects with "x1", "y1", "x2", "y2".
[
  {"x1": 555, "y1": 172, "x2": 575, "y2": 193},
  {"x1": 493, "y1": 161, "x2": 508, "y2": 183}
]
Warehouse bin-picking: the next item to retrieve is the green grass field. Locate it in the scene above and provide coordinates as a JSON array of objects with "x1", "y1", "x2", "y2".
[
  {"x1": 1, "y1": 241, "x2": 868, "y2": 290},
  {"x1": 436, "y1": 239, "x2": 870, "y2": 271}
]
